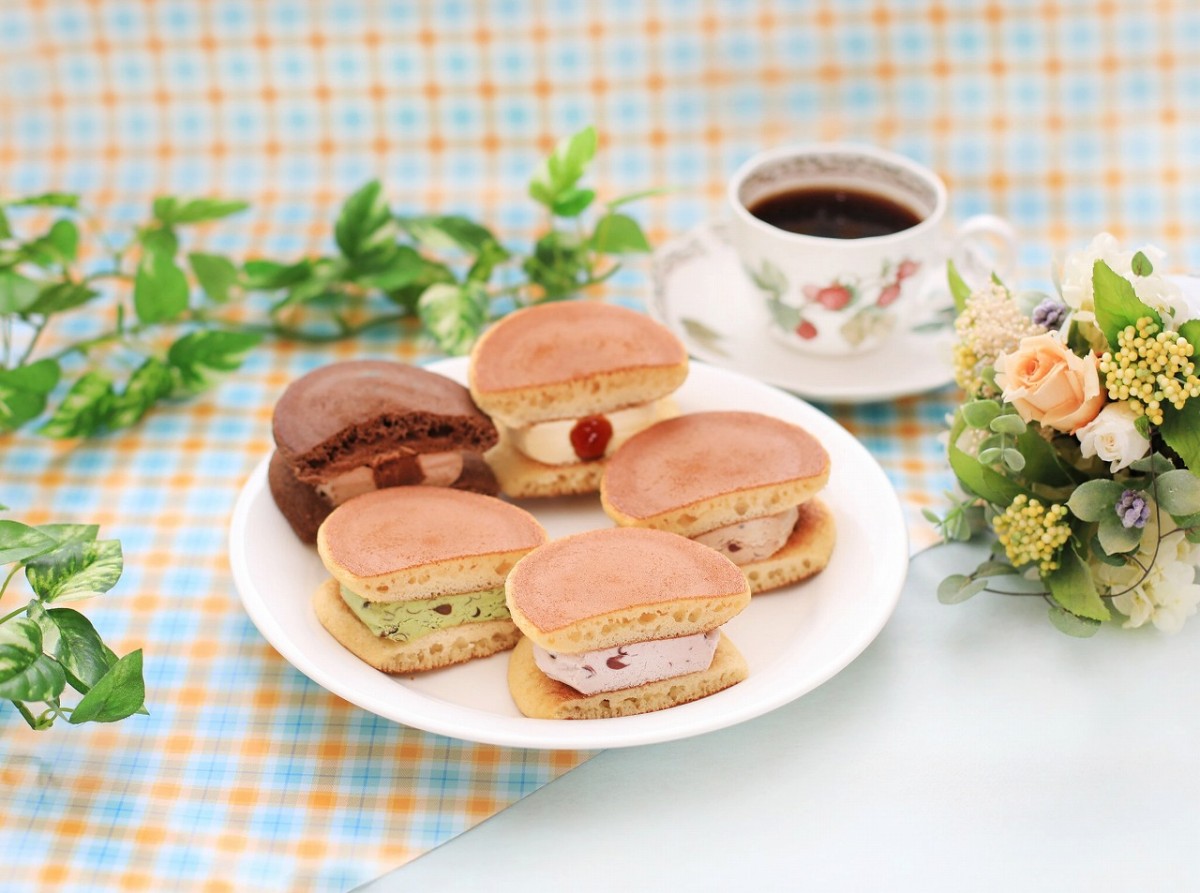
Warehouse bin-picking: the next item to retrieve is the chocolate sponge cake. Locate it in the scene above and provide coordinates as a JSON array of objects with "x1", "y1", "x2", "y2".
[{"x1": 269, "y1": 360, "x2": 500, "y2": 542}]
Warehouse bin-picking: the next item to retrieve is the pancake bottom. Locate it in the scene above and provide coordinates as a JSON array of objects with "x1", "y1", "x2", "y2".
[
  {"x1": 485, "y1": 438, "x2": 606, "y2": 498},
  {"x1": 740, "y1": 498, "x2": 837, "y2": 594},
  {"x1": 507, "y1": 634, "x2": 748, "y2": 720},
  {"x1": 313, "y1": 579, "x2": 520, "y2": 673}
]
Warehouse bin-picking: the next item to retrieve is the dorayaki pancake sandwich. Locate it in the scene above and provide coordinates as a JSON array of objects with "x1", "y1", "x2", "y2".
[
  {"x1": 313, "y1": 487, "x2": 547, "y2": 673},
  {"x1": 600, "y1": 411, "x2": 835, "y2": 594},
  {"x1": 505, "y1": 527, "x2": 751, "y2": 720},
  {"x1": 468, "y1": 302, "x2": 688, "y2": 498},
  {"x1": 270, "y1": 359, "x2": 500, "y2": 543}
]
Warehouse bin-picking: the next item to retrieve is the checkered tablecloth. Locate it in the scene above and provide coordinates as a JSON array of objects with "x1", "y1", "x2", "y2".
[{"x1": 2, "y1": 1, "x2": 1198, "y2": 890}]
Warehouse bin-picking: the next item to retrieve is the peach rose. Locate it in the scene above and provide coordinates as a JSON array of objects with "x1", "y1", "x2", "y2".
[{"x1": 994, "y1": 331, "x2": 1106, "y2": 433}]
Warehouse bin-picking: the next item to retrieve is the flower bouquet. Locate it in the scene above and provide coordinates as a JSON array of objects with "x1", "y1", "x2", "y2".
[{"x1": 932, "y1": 234, "x2": 1200, "y2": 636}]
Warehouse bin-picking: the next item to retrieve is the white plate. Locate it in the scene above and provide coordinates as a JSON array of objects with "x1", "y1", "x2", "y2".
[
  {"x1": 229, "y1": 359, "x2": 909, "y2": 749},
  {"x1": 649, "y1": 222, "x2": 957, "y2": 404}
]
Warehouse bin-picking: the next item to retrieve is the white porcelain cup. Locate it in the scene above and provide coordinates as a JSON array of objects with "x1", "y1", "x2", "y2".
[{"x1": 728, "y1": 143, "x2": 1017, "y2": 357}]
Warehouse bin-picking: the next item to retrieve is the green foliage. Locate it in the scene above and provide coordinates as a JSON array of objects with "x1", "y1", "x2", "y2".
[
  {"x1": 1159, "y1": 402, "x2": 1200, "y2": 476},
  {"x1": 0, "y1": 125, "x2": 658, "y2": 431},
  {"x1": 1045, "y1": 545, "x2": 1111, "y2": 622},
  {"x1": 0, "y1": 515, "x2": 145, "y2": 730},
  {"x1": 1091, "y1": 259, "x2": 1161, "y2": 348},
  {"x1": 946, "y1": 259, "x2": 972, "y2": 313}
]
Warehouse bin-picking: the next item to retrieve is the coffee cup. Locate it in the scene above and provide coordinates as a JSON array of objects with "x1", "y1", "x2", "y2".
[{"x1": 727, "y1": 143, "x2": 1016, "y2": 357}]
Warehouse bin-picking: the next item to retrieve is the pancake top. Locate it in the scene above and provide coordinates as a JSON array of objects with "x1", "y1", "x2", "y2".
[
  {"x1": 273, "y1": 360, "x2": 496, "y2": 460},
  {"x1": 602, "y1": 411, "x2": 830, "y2": 519},
  {"x1": 507, "y1": 527, "x2": 748, "y2": 632},
  {"x1": 318, "y1": 487, "x2": 546, "y2": 579},
  {"x1": 468, "y1": 302, "x2": 687, "y2": 394}
]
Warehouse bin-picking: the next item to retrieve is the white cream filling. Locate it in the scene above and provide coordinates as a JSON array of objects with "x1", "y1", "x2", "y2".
[
  {"x1": 505, "y1": 399, "x2": 669, "y2": 466},
  {"x1": 533, "y1": 629, "x2": 720, "y2": 696},
  {"x1": 692, "y1": 506, "x2": 800, "y2": 565},
  {"x1": 315, "y1": 451, "x2": 463, "y2": 505}
]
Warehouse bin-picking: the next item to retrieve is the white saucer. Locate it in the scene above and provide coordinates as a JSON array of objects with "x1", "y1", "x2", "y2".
[{"x1": 649, "y1": 223, "x2": 957, "y2": 404}]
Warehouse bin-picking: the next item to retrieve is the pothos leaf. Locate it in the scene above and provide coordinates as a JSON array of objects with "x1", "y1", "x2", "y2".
[
  {"x1": 38, "y1": 371, "x2": 115, "y2": 439},
  {"x1": 189, "y1": 252, "x2": 239, "y2": 303},
  {"x1": 167, "y1": 330, "x2": 262, "y2": 395},
  {"x1": 0, "y1": 520, "x2": 61, "y2": 565},
  {"x1": 591, "y1": 213, "x2": 650, "y2": 253},
  {"x1": 0, "y1": 617, "x2": 42, "y2": 685},
  {"x1": 0, "y1": 359, "x2": 62, "y2": 433},
  {"x1": 335, "y1": 180, "x2": 396, "y2": 261},
  {"x1": 24, "y1": 539, "x2": 123, "y2": 602},
  {"x1": 44, "y1": 608, "x2": 116, "y2": 694},
  {"x1": 68, "y1": 649, "x2": 145, "y2": 724},
  {"x1": 418, "y1": 282, "x2": 489, "y2": 355},
  {"x1": 134, "y1": 227, "x2": 189, "y2": 323},
  {"x1": 0, "y1": 654, "x2": 67, "y2": 702},
  {"x1": 109, "y1": 357, "x2": 176, "y2": 430}
]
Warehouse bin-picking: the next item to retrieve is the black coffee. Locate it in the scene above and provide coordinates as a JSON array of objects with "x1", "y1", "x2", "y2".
[{"x1": 747, "y1": 186, "x2": 923, "y2": 239}]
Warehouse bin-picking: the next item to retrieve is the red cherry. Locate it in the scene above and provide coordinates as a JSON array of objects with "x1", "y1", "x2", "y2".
[
  {"x1": 796, "y1": 320, "x2": 818, "y2": 340},
  {"x1": 814, "y1": 285, "x2": 852, "y2": 310}
]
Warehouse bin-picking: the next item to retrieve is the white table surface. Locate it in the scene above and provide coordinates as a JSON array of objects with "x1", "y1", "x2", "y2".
[{"x1": 363, "y1": 541, "x2": 1200, "y2": 892}]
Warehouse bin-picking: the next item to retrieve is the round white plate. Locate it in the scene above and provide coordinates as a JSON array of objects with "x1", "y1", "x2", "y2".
[
  {"x1": 229, "y1": 358, "x2": 909, "y2": 750},
  {"x1": 649, "y1": 223, "x2": 957, "y2": 404}
]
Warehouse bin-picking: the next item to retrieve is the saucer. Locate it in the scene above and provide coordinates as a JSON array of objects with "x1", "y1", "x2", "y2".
[{"x1": 648, "y1": 223, "x2": 957, "y2": 404}]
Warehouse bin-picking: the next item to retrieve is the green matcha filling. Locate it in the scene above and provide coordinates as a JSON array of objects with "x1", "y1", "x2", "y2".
[{"x1": 339, "y1": 584, "x2": 509, "y2": 642}]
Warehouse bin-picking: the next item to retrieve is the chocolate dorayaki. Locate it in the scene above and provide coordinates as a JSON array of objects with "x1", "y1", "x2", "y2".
[
  {"x1": 269, "y1": 360, "x2": 500, "y2": 543},
  {"x1": 600, "y1": 411, "x2": 835, "y2": 594}
]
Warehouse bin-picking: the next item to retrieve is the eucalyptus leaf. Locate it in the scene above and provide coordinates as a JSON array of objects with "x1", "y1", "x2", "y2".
[
  {"x1": 1092, "y1": 259, "x2": 1161, "y2": 349},
  {"x1": 38, "y1": 371, "x2": 115, "y2": 439},
  {"x1": 1067, "y1": 479, "x2": 1125, "y2": 522},
  {"x1": 973, "y1": 560, "x2": 1019, "y2": 578},
  {"x1": 68, "y1": 649, "x2": 145, "y2": 724},
  {"x1": 937, "y1": 575, "x2": 987, "y2": 604},
  {"x1": 1130, "y1": 453, "x2": 1175, "y2": 474},
  {"x1": 989, "y1": 414, "x2": 1027, "y2": 436},
  {"x1": 1154, "y1": 469, "x2": 1200, "y2": 515},
  {"x1": 948, "y1": 414, "x2": 1028, "y2": 506},
  {"x1": 1089, "y1": 534, "x2": 1128, "y2": 566},
  {"x1": 1045, "y1": 545, "x2": 1110, "y2": 621},
  {"x1": 1047, "y1": 605, "x2": 1101, "y2": 637},
  {"x1": 1097, "y1": 512, "x2": 1143, "y2": 555},
  {"x1": 25, "y1": 539, "x2": 122, "y2": 603},
  {"x1": 0, "y1": 617, "x2": 42, "y2": 684},
  {"x1": 0, "y1": 654, "x2": 66, "y2": 702},
  {"x1": 977, "y1": 447, "x2": 1002, "y2": 465},
  {"x1": 1001, "y1": 449, "x2": 1026, "y2": 472},
  {"x1": 961, "y1": 400, "x2": 1002, "y2": 429}
]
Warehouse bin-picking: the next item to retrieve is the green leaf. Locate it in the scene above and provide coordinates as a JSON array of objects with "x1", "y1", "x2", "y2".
[
  {"x1": 961, "y1": 400, "x2": 1002, "y2": 429},
  {"x1": 680, "y1": 317, "x2": 728, "y2": 357},
  {"x1": 989, "y1": 414, "x2": 1027, "y2": 436},
  {"x1": 242, "y1": 258, "x2": 312, "y2": 290},
  {"x1": 1091, "y1": 260, "x2": 1161, "y2": 349},
  {"x1": 551, "y1": 186, "x2": 596, "y2": 218},
  {"x1": 977, "y1": 447, "x2": 1002, "y2": 465},
  {"x1": 948, "y1": 414, "x2": 1029, "y2": 507},
  {"x1": 522, "y1": 231, "x2": 590, "y2": 300},
  {"x1": 8, "y1": 192, "x2": 80, "y2": 209},
  {"x1": 35, "y1": 524, "x2": 99, "y2": 547},
  {"x1": 0, "y1": 359, "x2": 62, "y2": 433},
  {"x1": 38, "y1": 371, "x2": 114, "y2": 438},
  {"x1": 973, "y1": 560, "x2": 1020, "y2": 578},
  {"x1": 606, "y1": 187, "x2": 672, "y2": 211},
  {"x1": 10, "y1": 699, "x2": 54, "y2": 730},
  {"x1": 0, "y1": 520, "x2": 62, "y2": 565},
  {"x1": 529, "y1": 125, "x2": 597, "y2": 209},
  {"x1": 0, "y1": 654, "x2": 66, "y2": 702},
  {"x1": 335, "y1": 181, "x2": 396, "y2": 261},
  {"x1": 109, "y1": 357, "x2": 175, "y2": 430},
  {"x1": 947, "y1": 259, "x2": 972, "y2": 313},
  {"x1": 189, "y1": 252, "x2": 239, "y2": 303},
  {"x1": 1178, "y1": 319, "x2": 1200, "y2": 351},
  {"x1": 1134, "y1": 413, "x2": 1152, "y2": 439},
  {"x1": 134, "y1": 227, "x2": 189, "y2": 323},
  {"x1": 1097, "y1": 512, "x2": 1143, "y2": 555},
  {"x1": 45, "y1": 219, "x2": 79, "y2": 262},
  {"x1": 591, "y1": 213, "x2": 651, "y2": 254},
  {"x1": 68, "y1": 649, "x2": 145, "y2": 724},
  {"x1": 153, "y1": 197, "x2": 248, "y2": 225},
  {"x1": 0, "y1": 207, "x2": 11, "y2": 240},
  {"x1": 26, "y1": 282, "x2": 100, "y2": 315},
  {"x1": 1067, "y1": 479, "x2": 1125, "y2": 522},
  {"x1": 0, "y1": 269, "x2": 40, "y2": 313},
  {"x1": 1131, "y1": 250, "x2": 1153, "y2": 276},
  {"x1": 937, "y1": 574, "x2": 987, "y2": 604},
  {"x1": 45, "y1": 608, "x2": 115, "y2": 694},
  {"x1": 1159, "y1": 402, "x2": 1200, "y2": 475},
  {"x1": 1130, "y1": 453, "x2": 1175, "y2": 474},
  {"x1": 0, "y1": 617, "x2": 42, "y2": 684},
  {"x1": 398, "y1": 215, "x2": 507, "y2": 257},
  {"x1": 1001, "y1": 448, "x2": 1026, "y2": 472},
  {"x1": 167, "y1": 330, "x2": 261, "y2": 395},
  {"x1": 1155, "y1": 469, "x2": 1200, "y2": 515},
  {"x1": 1047, "y1": 605, "x2": 1101, "y2": 637},
  {"x1": 418, "y1": 282, "x2": 489, "y2": 355},
  {"x1": 1045, "y1": 545, "x2": 1110, "y2": 621},
  {"x1": 269, "y1": 258, "x2": 342, "y2": 311},
  {"x1": 1015, "y1": 428, "x2": 1076, "y2": 487},
  {"x1": 25, "y1": 539, "x2": 122, "y2": 602}
]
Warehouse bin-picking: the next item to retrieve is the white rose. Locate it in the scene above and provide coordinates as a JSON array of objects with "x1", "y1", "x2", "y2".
[
  {"x1": 1075, "y1": 403, "x2": 1151, "y2": 472},
  {"x1": 1057, "y1": 232, "x2": 1189, "y2": 324}
]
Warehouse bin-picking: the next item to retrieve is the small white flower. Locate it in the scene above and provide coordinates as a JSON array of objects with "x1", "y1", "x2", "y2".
[
  {"x1": 1109, "y1": 547, "x2": 1200, "y2": 634},
  {"x1": 1075, "y1": 403, "x2": 1151, "y2": 472},
  {"x1": 1058, "y1": 232, "x2": 1189, "y2": 327}
]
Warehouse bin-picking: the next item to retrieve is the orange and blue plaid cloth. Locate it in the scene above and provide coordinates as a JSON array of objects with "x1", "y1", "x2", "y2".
[{"x1": 3, "y1": 1, "x2": 1200, "y2": 889}]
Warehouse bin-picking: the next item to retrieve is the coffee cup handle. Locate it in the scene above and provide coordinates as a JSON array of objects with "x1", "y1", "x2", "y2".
[{"x1": 949, "y1": 214, "x2": 1019, "y2": 285}]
